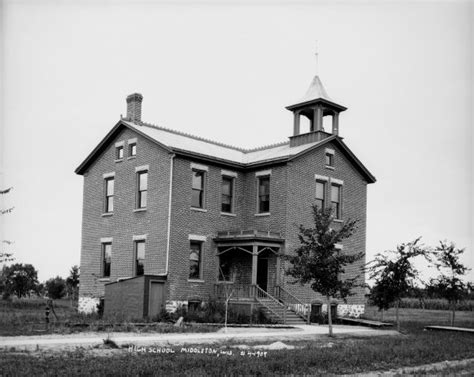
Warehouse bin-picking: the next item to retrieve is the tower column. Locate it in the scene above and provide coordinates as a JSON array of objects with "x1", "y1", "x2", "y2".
[
  {"x1": 332, "y1": 112, "x2": 339, "y2": 135},
  {"x1": 293, "y1": 111, "x2": 301, "y2": 136},
  {"x1": 313, "y1": 106, "x2": 323, "y2": 132}
]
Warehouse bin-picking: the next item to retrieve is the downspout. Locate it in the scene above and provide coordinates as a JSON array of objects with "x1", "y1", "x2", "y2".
[{"x1": 163, "y1": 153, "x2": 175, "y2": 276}]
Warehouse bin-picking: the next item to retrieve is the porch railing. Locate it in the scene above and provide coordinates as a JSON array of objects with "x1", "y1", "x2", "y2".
[
  {"x1": 214, "y1": 282, "x2": 254, "y2": 300},
  {"x1": 274, "y1": 286, "x2": 310, "y2": 323},
  {"x1": 254, "y1": 285, "x2": 286, "y2": 323}
]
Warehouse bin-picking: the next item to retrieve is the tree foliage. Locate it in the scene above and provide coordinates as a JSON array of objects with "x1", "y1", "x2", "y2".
[
  {"x1": 66, "y1": 265, "x2": 80, "y2": 300},
  {"x1": 0, "y1": 187, "x2": 15, "y2": 264},
  {"x1": 367, "y1": 237, "x2": 431, "y2": 330},
  {"x1": 2, "y1": 263, "x2": 39, "y2": 298},
  {"x1": 285, "y1": 205, "x2": 362, "y2": 336},
  {"x1": 46, "y1": 276, "x2": 67, "y2": 300},
  {"x1": 429, "y1": 241, "x2": 472, "y2": 325}
]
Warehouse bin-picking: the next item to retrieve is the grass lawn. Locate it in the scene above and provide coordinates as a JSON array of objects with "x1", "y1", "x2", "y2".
[
  {"x1": 1, "y1": 307, "x2": 474, "y2": 375},
  {"x1": 0, "y1": 298, "x2": 219, "y2": 336}
]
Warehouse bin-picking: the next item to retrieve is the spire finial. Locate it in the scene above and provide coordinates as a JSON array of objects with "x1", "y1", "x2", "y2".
[{"x1": 315, "y1": 41, "x2": 319, "y2": 76}]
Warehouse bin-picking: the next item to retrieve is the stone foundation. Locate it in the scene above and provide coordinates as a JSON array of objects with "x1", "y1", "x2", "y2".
[
  {"x1": 165, "y1": 300, "x2": 188, "y2": 313},
  {"x1": 320, "y1": 304, "x2": 364, "y2": 318},
  {"x1": 78, "y1": 296, "x2": 100, "y2": 314}
]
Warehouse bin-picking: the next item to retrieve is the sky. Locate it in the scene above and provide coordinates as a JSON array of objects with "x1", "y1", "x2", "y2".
[{"x1": 1, "y1": 0, "x2": 473, "y2": 284}]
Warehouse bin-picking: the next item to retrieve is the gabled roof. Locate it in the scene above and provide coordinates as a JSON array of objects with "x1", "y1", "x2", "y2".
[{"x1": 75, "y1": 119, "x2": 375, "y2": 183}]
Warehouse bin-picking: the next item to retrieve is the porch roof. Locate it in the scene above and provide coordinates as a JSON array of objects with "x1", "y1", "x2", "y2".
[{"x1": 214, "y1": 230, "x2": 285, "y2": 245}]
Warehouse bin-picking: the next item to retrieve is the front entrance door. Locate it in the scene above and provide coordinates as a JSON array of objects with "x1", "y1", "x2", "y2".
[
  {"x1": 148, "y1": 282, "x2": 164, "y2": 317},
  {"x1": 257, "y1": 258, "x2": 268, "y2": 291}
]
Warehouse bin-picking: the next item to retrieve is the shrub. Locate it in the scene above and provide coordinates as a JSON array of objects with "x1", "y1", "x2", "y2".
[{"x1": 45, "y1": 277, "x2": 67, "y2": 300}]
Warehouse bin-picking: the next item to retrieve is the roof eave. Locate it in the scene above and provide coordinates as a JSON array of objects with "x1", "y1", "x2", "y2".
[
  {"x1": 75, "y1": 120, "x2": 173, "y2": 175},
  {"x1": 286, "y1": 98, "x2": 347, "y2": 112}
]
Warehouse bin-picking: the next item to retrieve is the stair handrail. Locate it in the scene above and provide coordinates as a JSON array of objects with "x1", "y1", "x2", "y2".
[
  {"x1": 253, "y1": 285, "x2": 286, "y2": 322},
  {"x1": 275, "y1": 286, "x2": 308, "y2": 322}
]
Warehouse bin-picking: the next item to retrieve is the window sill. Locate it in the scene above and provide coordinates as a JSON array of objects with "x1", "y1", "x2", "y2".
[
  {"x1": 325, "y1": 165, "x2": 335, "y2": 170},
  {"x1": 115, "y1": 159, "x2": 124, "y2": 163},
  {"x1": 255, "y1": 212, "x2": 270, "y2": 217},
  {"x1": 127, "y1": 156, "x2": 136, "y2": 160},
  {"x1": 102, "y1": 213, "x2": 113, "y2": 217},
  {"x1": 98, "y1": 278, "x2": 110, "y2": 282},
  {"x1": 191, "y1": 207, "x2": 208, "y2": 213},
  {"x1": 220, "y1": 212, "x2": 236, "y2": 217},
  {"x1": 188, "y1": 279, "x2": 205, "y2": 283},
  {"x1": 133, "y1": 208, "x2": 147, "y2": 213}
]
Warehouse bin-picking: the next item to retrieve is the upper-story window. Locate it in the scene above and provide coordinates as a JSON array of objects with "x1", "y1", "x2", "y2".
[
  {"x1": 129, "y1": 143, "x2": 136, "y2": 157},
  {"x1": 331, "y1": 183, "x2": 342, "y2": 219},
  {"x1": 102, "y1": 242, "x2": 112, "y2": 278},
  {"x1": 134, "y1": 240, "x2": 145, "y2": 276},
  {"x1": 104, "y1": 177, "x2": 114, "y2": 213},
  {"x1": 116, "y1": 146, "x2": 124, "y2": 160},
  {"x1": 192, "y1": 170, "x2": 205, "y2": 209},
  {"x1": 315, "y1": 180, "x2": 326, "y2": 209},
  {"x1": 221, "y1": 176, "x2": 234, "y2": 213},
  {"x1": 136, "y1": 170, "x2": 148, "y2": 209},
  {"x1": 257, "y1": 175, "x2": 270, "y2": 213},
  {"x1": 325, "y1": 148, "x2": 335, "y2": 168}
]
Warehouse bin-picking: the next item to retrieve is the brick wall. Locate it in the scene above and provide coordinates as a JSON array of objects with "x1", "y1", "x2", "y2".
[
  {"x1": 79, "y1": 126, "x2": 171, "y2": 301},
  {"x1": 79, "y1": 127, "x2": 370, "y2": 311},
  {"x1": 283, "y1": 140, "x2": 367, "y2": 305}
]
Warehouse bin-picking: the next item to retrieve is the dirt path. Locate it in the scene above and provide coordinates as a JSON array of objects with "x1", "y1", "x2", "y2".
[{"x1": 0, "y1": 325, "x2": 399, "y2": 352}]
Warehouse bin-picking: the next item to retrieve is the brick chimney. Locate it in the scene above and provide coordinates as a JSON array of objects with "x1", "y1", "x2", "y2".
[{"x1": 126, "y1": 93, "x2": 143, "y2": 122}]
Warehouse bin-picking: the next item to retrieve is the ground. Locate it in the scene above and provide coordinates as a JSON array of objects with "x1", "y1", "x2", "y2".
[{"x1": 1, "y1": 301, "x2": 473, "y2": 375}]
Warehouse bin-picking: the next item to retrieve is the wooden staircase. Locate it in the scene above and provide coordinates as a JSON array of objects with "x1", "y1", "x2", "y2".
[{"x1": 254, "y1": 286, "x2": 308, "y2": 325}]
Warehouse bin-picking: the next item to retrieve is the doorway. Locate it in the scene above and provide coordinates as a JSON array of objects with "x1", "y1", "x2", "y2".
[
  {"x1": 257, "y1": 258, "x2": 268, "y2": 292},
  {"x1": 148, "y1": 281, "x2": 164, "y2": 317}
]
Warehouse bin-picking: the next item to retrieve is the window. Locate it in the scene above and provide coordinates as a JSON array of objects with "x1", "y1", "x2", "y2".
[
  {"x1": 189, "y1": 241, "x2": 202, "y2": 279},
  {"x1": 315, "y1": 180, "x2": 326, "y2": 209},
  {"x1": 129, "y1": 143, "x2": 137, "y2": 157},
  {"x1": 325, "y1": 148, "x2": 335, "y2": 167},
  {"x1": 135, "y1": 240, "x2": 145, "y2": 276},
  {"x1": 191, "y1": 170, "x2": 205, "y2": 208},
  {"x1": 331, "y1": 184, "x2": 342, "y2": 219},
  {"x1": 221, "y1": 176, "x2": 234, "y2": 213},
  {"x1": 116, "y1": 145, "x2": 124, "y2": 160},
  {"x1": 105, "y1": 177, "x2": 114, "y2": 213},
  {"x1": 257, "y1": 176, "x2": 270, "y2": 213},
  {"x1": 325, "y1": 152, "x2": 333, "y2": 167},
  {"x1": 137, "y1": 171, "x2": 148, "y2": 209},
  {"x1": 102, "y1": 243, "x2": 112, "y2": 277}
]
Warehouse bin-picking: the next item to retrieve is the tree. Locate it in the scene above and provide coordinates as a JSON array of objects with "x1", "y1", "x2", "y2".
[
  {"x1": 0, "y1": 187, "x2": 15, "y2": 264},
  {"x1": 368, "y1": 238, "x2": 431, "y2": 332},
  {"x1": 66, "y1": 265, "x2": 80, "y2": 302},
  {"x1": 3, "y1": 263, "x2": 39, "y2": 298},
  {"x1": 45, "y1": 276, "x2": 67, "y2": 300},
  {"x1": 285, "y1": 205, "x2": 362, "y2": 337},
  {"x1": 430, "y1": 241, "x2": 473, "y2": 326}
]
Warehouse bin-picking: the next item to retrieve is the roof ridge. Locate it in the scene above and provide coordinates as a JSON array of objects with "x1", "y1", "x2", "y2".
[
  {"x1": 244, "y1": 141, "x2": 289, "y2": 153},
  {"x1": 136, "y1": 120, "x2": 248, "y2": 152},
  {"x1": 133, "y1": 120, "x2": 288, "y2": 153}
]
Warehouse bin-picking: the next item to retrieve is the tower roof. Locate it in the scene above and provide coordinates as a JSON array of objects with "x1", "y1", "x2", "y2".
[
  {"x1": 299, "y1": 75, "x2": 333, "y2": 103},
  {"x1": 286, "y1": 74, "x2": 347, "y2": 112}
]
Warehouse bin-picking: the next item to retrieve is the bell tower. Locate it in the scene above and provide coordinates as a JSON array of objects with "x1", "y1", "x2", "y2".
[{"x1": 286, "y1": 49, "x2": 347, "y2": 147}]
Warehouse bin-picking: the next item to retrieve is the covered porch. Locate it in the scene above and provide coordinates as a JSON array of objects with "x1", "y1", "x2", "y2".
[
  {"x1": 213, "y1": 230, "x2": 310, "y2": 324},
  {"x1": 214, "y1": 229, "x2": 284, "y2": 298}
]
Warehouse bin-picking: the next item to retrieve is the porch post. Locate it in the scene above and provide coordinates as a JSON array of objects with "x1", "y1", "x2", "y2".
[
  {"x1": 251, "y1": 245, "x2": 258, "y2": 288},
  {"x1": 276, "y1": 253, "x2": 281, "y2": 286}
]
